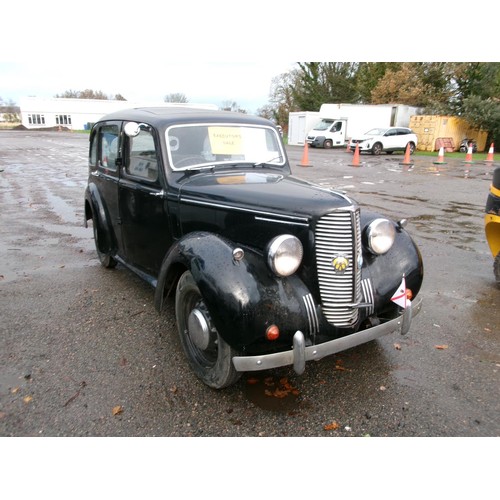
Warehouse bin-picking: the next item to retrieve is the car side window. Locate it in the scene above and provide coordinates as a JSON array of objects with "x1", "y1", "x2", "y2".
[
  {"x1": 89, "y1": 130, "x2": 98, "y2": 167},
  {"x1": 98, "y1": 124, "x2": 120, "y2": 171},
  {"x1": 385, "y1": 129, "x2": 397, "y2": 137},
  {"x1": 125, "y1": 129, "x2": 159, "y2": 182},
  {"x1": 397, "y1": 128, "x2": 409, "y2": 135}
]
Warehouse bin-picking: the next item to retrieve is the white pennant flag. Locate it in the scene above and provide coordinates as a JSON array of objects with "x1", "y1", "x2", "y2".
[{"x1": 391, "y1": 275, "x2": 410, "y2": 309}]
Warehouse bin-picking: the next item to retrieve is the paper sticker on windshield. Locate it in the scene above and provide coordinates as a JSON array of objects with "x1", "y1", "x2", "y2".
[{"x1": 208, "y1": 127, "x2": 243, "y2": 154}]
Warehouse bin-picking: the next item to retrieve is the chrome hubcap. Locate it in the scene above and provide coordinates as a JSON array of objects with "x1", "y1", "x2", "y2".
[{"x1": 187, "y1": 308, "x2": 211, "y2": 350}]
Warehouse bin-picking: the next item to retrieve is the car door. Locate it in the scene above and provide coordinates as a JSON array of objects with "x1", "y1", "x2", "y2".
[
  {"x1": 89, "y1": 121, "x2": 124, "y2": 256},
  {"x1": 118, "y1": 126, "x2": 173, "y2": 278},
  {"x1": 383, "y1": 128, "x2": 399, "y2": 151}
]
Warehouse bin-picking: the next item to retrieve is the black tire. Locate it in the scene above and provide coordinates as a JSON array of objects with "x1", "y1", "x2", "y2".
[
  {"x1": 494, "y1": 252, "x2": 500, "y2": 288},
  {"x1": 386, "y1": 151, "x2": 394, "y2": 155},
  {"x1": 323, "y1": 139, "x2": 333, "y2": 149},
  {"x1": 175, "y1": 270, "x2": 241, "y2": 389},
  {"x1": 459, "y1": 145, "x2": 467, "y2": 153},
  {"x1": 92, "y1": 215, "x2": 117, "y2": 268},
  {"x1": 371, "y1": 142, "x2": 383, "y2": 155}
]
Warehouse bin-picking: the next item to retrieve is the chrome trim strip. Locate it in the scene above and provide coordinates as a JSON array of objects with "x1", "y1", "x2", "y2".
[
  {"x1": 302, "y1": 293, "x2": 319, "y2": 338},
  {"x1": 254, "y1": 216, "x2": 309, "y2": 227},
  {"x1": 361, "y1": 278, "x2": 375, "y2": 315},
  {"x1": 232, "y1": 296, "x2": 422, "y2": 373},
  {"x1": 180, "y1": 197, "x2": 309, "y2": 223}
]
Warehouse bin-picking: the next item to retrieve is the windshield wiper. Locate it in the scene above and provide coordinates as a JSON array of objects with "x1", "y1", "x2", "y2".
[{"x1": 253, "y1": 156, "x2": 284, "y2": 169}]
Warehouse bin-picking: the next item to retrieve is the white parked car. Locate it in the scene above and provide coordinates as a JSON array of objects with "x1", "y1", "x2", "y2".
[{"x1": 349, "y1": 127, "x2": 418, "y2": 155}]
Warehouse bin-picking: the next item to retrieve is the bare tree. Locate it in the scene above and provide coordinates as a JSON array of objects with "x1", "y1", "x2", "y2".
[
  {"x1": 164, "y1": 93, "x2": 188, "y2": 103},
  {"x1": 54, "y1": 89, "x2": 122, "y2": 100}
]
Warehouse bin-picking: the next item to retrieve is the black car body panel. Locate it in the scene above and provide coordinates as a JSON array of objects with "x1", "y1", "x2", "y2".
[{"x1": 84, "y1": 106, "x2": 424, "y2": 388}]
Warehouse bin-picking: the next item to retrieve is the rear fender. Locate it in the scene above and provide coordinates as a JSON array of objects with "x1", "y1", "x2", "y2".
[{"x1": 84, "y1": 184, "x2": 115, "y2": 254}]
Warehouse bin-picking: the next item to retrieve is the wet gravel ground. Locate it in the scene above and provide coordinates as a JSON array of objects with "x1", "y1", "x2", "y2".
[{"x1": 0, "y1": 131, "x2": 498, "y2": 496}]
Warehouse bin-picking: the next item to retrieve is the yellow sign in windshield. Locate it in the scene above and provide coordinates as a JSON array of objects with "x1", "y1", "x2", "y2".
[{"x1": 208, "y1": 127, "x2": 243, "y2": 155}]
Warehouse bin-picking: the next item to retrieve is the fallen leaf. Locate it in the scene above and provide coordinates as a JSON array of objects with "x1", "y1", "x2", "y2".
[
  {"x1": 23, "y1": 395, "x2": 33, "y2": 404},
  {"x1": 112, "y1": 405, "x2": 123, "y2": 416},
  {"x1": 394, "y1": 343, "x2": 402, "y2": 350},
  {"x1": 435, "y1": 345, "x2": 449, "y2": 350},
  {"x1": 335, "y1": 364, "x2": 351, "y2": 371},
  {"x1": 324, "y1": 421, "x2": 340, "y2": 431},
  {"x1": 170, "y1": 386, "x2": 178, "y2": 394},
  {"x1": 484, "y1": 328, "x2": 491, "y2": 333},
  {"x1": 11, "y1": 387, "x2": 20, "y2": 394},
  {"x1": 379, "y1": 386, "x2": 387, "y2": 391}
]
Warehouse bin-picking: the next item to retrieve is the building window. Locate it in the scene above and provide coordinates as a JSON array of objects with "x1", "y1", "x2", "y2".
[
  {"x1": 28, "y1": 114, "x2": 45, "y2": 125},
  {"x1": 56, "y1": 114, "x2": 72, "y2": 125}
]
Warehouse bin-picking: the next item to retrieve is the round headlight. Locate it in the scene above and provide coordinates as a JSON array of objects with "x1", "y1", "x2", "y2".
[
  {"x1": 267, "y1": 235, "x2": 303, "y2": 277},
  {"x1": 366, "y1": 218, "x2": 396, "y2": 255}
]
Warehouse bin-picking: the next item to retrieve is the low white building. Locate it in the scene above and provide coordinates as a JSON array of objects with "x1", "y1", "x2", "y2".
[{"x1": 19, "y1": 97, "x2": 218, "y2": 130}]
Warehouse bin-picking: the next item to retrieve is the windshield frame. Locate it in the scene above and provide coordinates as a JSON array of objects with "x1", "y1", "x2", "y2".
[{"x1": 165, "y1": 122, "x2": 286, "y2": 172}]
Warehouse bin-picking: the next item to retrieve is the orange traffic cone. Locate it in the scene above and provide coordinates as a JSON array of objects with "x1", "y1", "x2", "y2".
[
  {"x1": 433, "y1": 146, "x2": 446, "y2": 164},
  {"x1": 298, "y1": 142, "x2": 312, "y2": 167},
  {"x1": 350, "y1": 144, "x2": 361, "y2": 167},
  {"x1": 463, "y1": 145, "x2": 474, "y2": 163},
  {"x1": 346, "y1": 139, "x2": 351, "y2": 153},
  {"x1": 485, "y1": 143, "x2": 495, "y2": 162},
  {"x1": 399, "y1": 143, "x2": 413, "y2": 166}
]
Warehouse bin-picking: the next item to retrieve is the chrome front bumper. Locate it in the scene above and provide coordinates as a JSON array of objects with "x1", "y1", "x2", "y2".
[{"x1": 232, "y1": 296, "x2": 422, "y2": 375}]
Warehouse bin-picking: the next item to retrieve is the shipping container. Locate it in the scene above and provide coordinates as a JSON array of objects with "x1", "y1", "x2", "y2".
[{"x1": 409, "y1": 115, "x2": 488, "y2": 152}]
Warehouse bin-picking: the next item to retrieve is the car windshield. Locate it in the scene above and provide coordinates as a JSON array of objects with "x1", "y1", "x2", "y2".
[
  {"x1": 166, "y1": 123, "x2": 285, "y2": 171},
  {"x1": 365, "y1": 128, "x2": 388, "y2": 135},
  {"x1": 313, "y1": 119, "x2": 333, "y2": 131}
]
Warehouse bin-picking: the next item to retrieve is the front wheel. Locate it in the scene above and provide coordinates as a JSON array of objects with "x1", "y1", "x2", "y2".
[
  {"x1": 494, "y1": 252, "x2": 500, "y2": 288},
  {"x1": 175, "y1": 270, "x2": 241, "y2": 389},
  {"x1": 323, "y1": 139, "x2": 333, "y2": 149},
  {"x1": 371, "y1": 142, "x2": 383, "y2": 155}
]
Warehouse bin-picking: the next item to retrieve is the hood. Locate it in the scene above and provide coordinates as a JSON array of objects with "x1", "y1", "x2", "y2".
[
  {"x1": 178, "y1": 170, "x2": 355, "y2": 221},
  {"x1": 353, "y1": 133, "x2": 377, "y2": 141}
]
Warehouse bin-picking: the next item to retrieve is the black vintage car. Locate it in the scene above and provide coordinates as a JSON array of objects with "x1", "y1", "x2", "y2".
[{"x1": 84, "y1": 107, "x2": 424, "y2": 389}]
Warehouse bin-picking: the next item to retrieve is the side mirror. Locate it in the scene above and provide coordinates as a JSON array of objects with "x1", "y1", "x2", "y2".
[{"x1": 124, "y1": 121, "x2": 149, "y2": 137}]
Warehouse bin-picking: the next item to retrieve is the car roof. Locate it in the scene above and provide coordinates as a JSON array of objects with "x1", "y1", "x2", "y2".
[{"x1": 98, "y1": 106, "x2": 272, "y2": 129}]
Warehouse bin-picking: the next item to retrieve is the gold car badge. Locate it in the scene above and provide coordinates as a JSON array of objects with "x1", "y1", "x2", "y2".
[{"x1": 332, "y1": 255, "x2": 349, "y2": 273}]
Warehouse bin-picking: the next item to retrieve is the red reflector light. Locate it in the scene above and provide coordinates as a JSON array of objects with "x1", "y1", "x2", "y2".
[
  {"x1": 266, "y1": 325, "x2": 280, "y2": 341},
  {"x1": 406, "y1": 289, "x2": 413, "y2": 301}
]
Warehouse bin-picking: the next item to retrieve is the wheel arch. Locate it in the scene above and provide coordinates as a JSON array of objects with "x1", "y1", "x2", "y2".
[{"x1": 84, "y1": 184, "x2": 116, "y2": 255}]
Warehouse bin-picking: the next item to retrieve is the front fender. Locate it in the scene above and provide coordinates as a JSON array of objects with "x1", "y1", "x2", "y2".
[
  {"x1": 361, "y1": 214, "x2": 424, "y2": 307},
  {"x1": 155, "y1": 232, "x2": 311, "y2": 353}
]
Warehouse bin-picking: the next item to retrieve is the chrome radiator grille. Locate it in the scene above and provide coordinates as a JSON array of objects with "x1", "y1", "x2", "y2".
[{"x1": 315, "y1": 209, "x2": 362, "y2": 327}]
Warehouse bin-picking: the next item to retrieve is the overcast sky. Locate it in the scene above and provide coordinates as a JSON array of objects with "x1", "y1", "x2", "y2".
[{"x1": 1, "y1": 1, "x2": 494, "y2": 114}]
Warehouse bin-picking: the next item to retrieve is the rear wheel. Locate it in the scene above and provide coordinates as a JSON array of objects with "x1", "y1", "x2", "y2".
[
  {"x1": 92, "y1": 214, "x2": 117, "y2": 268},
  {"x1": 175, "y1": 270, "x2": 241, "y2": 389},
  {"x1": 371, "y1": 142, "x2": 383, "y2": 155}
]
